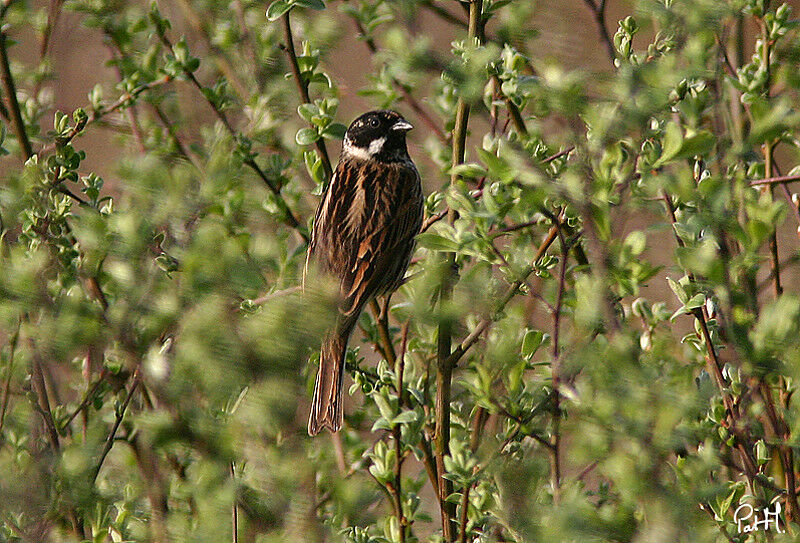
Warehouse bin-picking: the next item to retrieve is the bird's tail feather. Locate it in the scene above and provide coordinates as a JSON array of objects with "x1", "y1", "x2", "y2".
[{"x1": 308, "y1": 331, "x2": 350, "y2": 435}]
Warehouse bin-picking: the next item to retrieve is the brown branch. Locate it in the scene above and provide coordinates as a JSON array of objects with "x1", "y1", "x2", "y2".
[
  {"x1": 370, "y1": 297, "x2": 396, "y2": 366},
  {"x1": 281, "y1": 12, "x2": 334, "y2": 181},
  {"x1": 38, "y1": 76, "x2": 173, "y2": 155},
  {"x1": 92, "y1": 372, "x2": 140, "y2": 482},
  {"x1": 763, "y1": 142, "x2": 782, "y2": 296},
  {"x1": 0, "y1": 30, "x2": 34, "y2": 159},
  {"x1": 435, "y1": 2, "x2": 483, "y2": 539},
  {"x1": 580, "y1": 0, "x2": 615, "y2": 65},
  {"x1": 659, "y1": 189, "x2": 760, "y2": 486},
  {"x1": 0, "y1": 320, "x2": 20, "y2": 436},
  {"x1": 446, "y1": 218, "x2": 560, "y2": 368},
  {"x1": 549, "y1": 234, "x2": 568, "y2": 504},
  {"x1": 749, "y1": 173, "x2": 800, "y2": 187}
]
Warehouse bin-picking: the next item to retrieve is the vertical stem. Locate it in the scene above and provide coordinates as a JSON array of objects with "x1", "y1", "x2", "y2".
[
  {"x1": 757, "y1": 14, "x2": 796, "y2": 521},
  {"x1": 549, "y1": 238, "x2": 568, "y2": 504},
  {"x1": 436, "y1": 2, "x2": 482, "y2": 541},
  {"x1": 763, "y1": 143, "x2": 782, "y2": 296},
  {"x1": 231, "y1": 462, "x2": 239, "y2": 543},
  {"x1": 281, "y1": 12, "x2": 333, "y2": 181},
  {"x1": 0, "y1": 31, "x2": 34, "y2": 160},
  {"x1": 390, "y1": 323, "x2": 409, "y2": 543},
  {"x1": 0, "y1": 321, "x2": 20, "y2": 435}
]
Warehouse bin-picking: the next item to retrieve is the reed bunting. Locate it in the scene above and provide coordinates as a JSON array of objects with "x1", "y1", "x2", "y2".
[{"x1": 305, "y1": 110, "x2": 423, "y2": 435}]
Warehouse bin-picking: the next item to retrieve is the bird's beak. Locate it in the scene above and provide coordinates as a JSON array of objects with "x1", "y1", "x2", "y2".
[{"x1": 392, "y1": 120, "x2": 413, "y2": 132}]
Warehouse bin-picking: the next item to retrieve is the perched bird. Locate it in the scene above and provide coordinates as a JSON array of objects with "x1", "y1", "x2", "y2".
[{"x1": 305, "y1": 110, "x2": 423, "y2": 436}]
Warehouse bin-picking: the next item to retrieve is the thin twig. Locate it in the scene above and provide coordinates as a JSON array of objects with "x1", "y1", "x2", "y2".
[
  {"x1": 61, "y1": 369, "x2": 109, "y2": 429},
  {"x1": 281, "y1": 12, "x2": 333, "y2": 181},
  {"x1": 92, "y1": 372, "x2": 140, "y2": 482},
  {"x1": 28, "y1": 342, "x2": 60, "y2": 452},
  {"x1": 245, "y1": 285, "x2": 301, "y2": 307},
  {"x1": 38, "y1": 76, "x2": 173, "y2": 155},
  {"x1": 749, "y1": 173, "x2": 800, "y2": 187},
  {"x1": 0, "y1": 30, "x2": 34, "y2": 159},
  {"x1": 390, "y1": 322, "x2": 409, "y2": 543},
  {"x1": 370, "y1": 297, "x2": 396, "y2": 366},
  {"x1": 549, "y1": 233, "x2": 568, "y2": 504},
  {"x1": 105, "y1": 44, "x2": 147, "y2": 152},
  {"x1": 230, "y1": 462, "x2": 239, "y2": 543},
  {"x1": 763, "y1": 142, "x2": 782, "y2": 296},
  {"x1": 580, "y1": 0, "x2": 615, "y2": 65},
  {"x1": 446, "y1": 217, "x2": 561, "y2": 368},
  {"x1": 0, "y1": 320, "x2": 21, "y2": 436},
  {"x1": 659, "y1": 189, "x2": 760, "y2": 486}
]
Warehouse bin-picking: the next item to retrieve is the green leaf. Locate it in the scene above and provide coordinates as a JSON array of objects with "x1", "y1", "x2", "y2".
[
  {"x1": 679, "y1": 129, "x2": 715, "y2": 159},
  {"x1": 684, "y1": 293, "x2": 705, "y2": 310},
  {"x1": 266, "y1": 0, "x2": 292, "y2": 21},
  {"x1": 297, "y1": 103, "x2": 319, "y2": 122},
  {"x1": 654, "y1": 122, "x2": 715, "y2": 167},
  {"x1": 391, "y1": 410, "x2": 418, "y2": 425},
  {"x1": 624, "y1": 230, "x2": 646, "y2": 256},
  {"x1": 655, "y1": 121, "x2": 683, "y2": 167},
  {"x1": 450, "y1": 162, "x2": 488, "y2": 180},
  {"x1": 294, "y1": 0, "x2": 325, "y2": 10},
  {"x1": 415, "y1": 232, "x2": 459, "y2": 252},
  {"x1": 755, "y1": 439, "x2": 769, "y2": 466},
  {"x1": 521, "y1": 329, "x2": 544, "y2": 359},
  {"x1": 296, "y1": 127, "x2": 319, "y2": 145},
  {"x1": 372, "y1": 393, "x2": 394, "y2": 421},
  {"x1": 666, "y1": 276, "x2": 688, "y2": 304},
  {"x1": 322, "y1": 123, "x2": 347, "y2": 140}
]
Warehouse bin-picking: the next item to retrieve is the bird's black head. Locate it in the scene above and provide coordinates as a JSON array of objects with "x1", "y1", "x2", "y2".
[{"x1": 342, "y1": 110, "x2": 413, "y2": 163}]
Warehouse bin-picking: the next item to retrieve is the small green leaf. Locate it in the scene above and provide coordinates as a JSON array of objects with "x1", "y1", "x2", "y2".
[
  {"x1": 391, "y1": 410, "x2": 418, "y2": 425},
  {"x1": 655, "y1": 121, "x2": 683, "y2": 167},
  {"x1": 667, "y1": 276, "x2": 688, "y2": 304},
  {"x1": 755, "y1": 439, "x2": 770, "y2": 466},
  {"x1": 680, "y1": 130, "x2": 714, "y2": 158},
  {"x1": 296, "y1": 127, "x2": 319, "y2": 145},
  {"x1": 294, "y1": 0, "x2": 325, "y2": 9},
  {"x1": 450, "y1": 163, "x2": 488, "y2": 180},
  {"x1": 372, "y1": 393, "x2": 394, "y2": 421},
  {"x1": 322, "y1": 123, "x2": 347, "y2": 140},
  {"x1": 415, "y1": 232, "x2": 459, "y2": 252},
  {"x1": 624, "y1": 230, "x2": 646, "y2": 255},
  {"x1": 266, "y1": 0, "x2": 292, "y2": 21},
  {"x1": 684, "y1": 293, "x2": 705, "y2": 310},
  {"x1": 521, "y1": 329, "x2": 544, "y2": 359},
  {"x1": 297, "y1": 103, "x2": 318, "y2": 122}
]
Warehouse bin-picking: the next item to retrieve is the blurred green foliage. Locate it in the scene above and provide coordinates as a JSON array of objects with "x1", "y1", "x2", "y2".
[{"x1": 1, "y1": 0, "x2": 800, "y2": 541}]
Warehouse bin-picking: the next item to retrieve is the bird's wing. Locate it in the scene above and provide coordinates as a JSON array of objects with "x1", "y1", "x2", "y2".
[{"x1": 310, "y1": 158, "x2": 422, "y2": 317}]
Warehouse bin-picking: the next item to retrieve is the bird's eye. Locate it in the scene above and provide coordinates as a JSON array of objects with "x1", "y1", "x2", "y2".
[{"x1": 369, "y1": 118, "x2": 379, "y2": 128}]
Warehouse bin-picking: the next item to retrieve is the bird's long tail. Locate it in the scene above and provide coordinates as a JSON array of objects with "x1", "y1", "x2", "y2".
[{"x1": 308, "y1": 322, "x2": 354, "y2": 435}]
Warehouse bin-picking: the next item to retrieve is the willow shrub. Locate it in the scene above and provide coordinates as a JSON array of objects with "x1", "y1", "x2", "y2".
[{"x1": 1, "y1": 0, "x2": 800, "y2": 541}]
